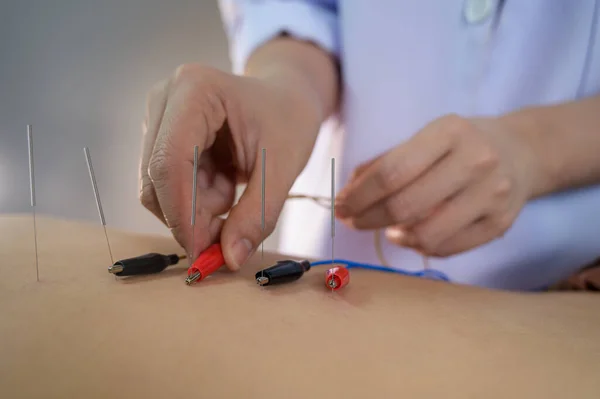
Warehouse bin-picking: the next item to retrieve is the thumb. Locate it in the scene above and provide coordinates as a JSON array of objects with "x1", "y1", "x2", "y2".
[{"x1": 220, "y1": 148, "x2": 294, "y2": 270}]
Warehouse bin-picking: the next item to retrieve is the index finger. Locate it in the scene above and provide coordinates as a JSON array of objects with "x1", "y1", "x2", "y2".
[
  {"x1": 335, "y1": 118, "x2": 454, "y2": 218},
  {"x1": 139, "y1": 80, "x2": 168, "y2": 223},
  {"x1": 148, "y1": 74, "x2": 227, "y2": 252}
]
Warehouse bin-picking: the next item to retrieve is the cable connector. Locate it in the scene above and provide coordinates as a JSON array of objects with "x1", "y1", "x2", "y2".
[
  {"x1": 325, "y1": 266, "x2": 350, "y2": 291},
  {"x1": 108, "y1": 253, "x2": 182, "y2": 276},
  {"x1": 255, "y1": 260, "x2": 311, "y2": 286},
  {"x1": 185, "y1": 243, "x2": 224, "y2": 285}
]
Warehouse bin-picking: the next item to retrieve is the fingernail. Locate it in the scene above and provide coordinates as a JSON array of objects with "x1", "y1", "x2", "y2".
[
  {"x1": 385, "y1": 227, "x2": 405, "y2": 241},
  {"x1": 385, "y1": 227, "x2": 417, "y2": 246},
  {"x1": 231, "y1": 238, "x2": 252, "y2": 269}
]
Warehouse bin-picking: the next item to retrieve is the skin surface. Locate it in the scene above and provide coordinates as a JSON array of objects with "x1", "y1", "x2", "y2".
[{"x1": 1, "y1": 215, "x2": 600, "y2": 398}]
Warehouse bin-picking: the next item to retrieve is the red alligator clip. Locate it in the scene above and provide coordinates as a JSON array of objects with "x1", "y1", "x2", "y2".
[
  {"x1": 185, "y1": 243, "x2": 224, "y2": 285},
  {"x1": 325, "y1": 266, "x2": 350, "y2": 291}
]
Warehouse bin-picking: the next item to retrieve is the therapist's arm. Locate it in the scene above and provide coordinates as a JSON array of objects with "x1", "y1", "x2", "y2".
[
  {"x1": 244, "y1": 37, "x2": 339, "y2": 121},
  {"x1": 502, "y1": 94, "x2": 600, "y2": 198},
  {"x1": 218, "y1": 0, "x2": 341, "y2": 119}
]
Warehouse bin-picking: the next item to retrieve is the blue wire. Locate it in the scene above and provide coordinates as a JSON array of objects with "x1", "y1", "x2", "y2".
[
  {"x1": 310, "y1": 259, "x2": 451, "y2": 282},
  {"x1": 310, "y1": 260, "x2": 558, "y2": 291}
]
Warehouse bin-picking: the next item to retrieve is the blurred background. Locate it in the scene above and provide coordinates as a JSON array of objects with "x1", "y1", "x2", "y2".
[{"x1": 0, "y1": 0, "x2": 286, "y2": 250}]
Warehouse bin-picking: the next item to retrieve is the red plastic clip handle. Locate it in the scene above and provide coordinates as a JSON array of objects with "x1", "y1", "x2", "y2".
[
  {"x1": 187, "y1": 243, "x2": 225, "y2": 281},
  {"x1": 325, "y1": 266, "x2": 350, "y2": 291}
]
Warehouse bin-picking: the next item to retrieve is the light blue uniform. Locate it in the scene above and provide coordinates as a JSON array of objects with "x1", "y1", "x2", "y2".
[{"x1": 219, "y1": 0, "x2": 600, "y2": 290}]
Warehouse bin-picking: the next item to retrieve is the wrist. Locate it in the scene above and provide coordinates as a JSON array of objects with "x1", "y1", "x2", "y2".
[
  {"x1": 499, "y1": 109, "x2": 555, "y2": 199},
  {"x1": 251, "y1": 64, "x2": 327, "y2": 123},
  {"x1": 244, "y1": 37, "x2": 339, "y2": 123}
]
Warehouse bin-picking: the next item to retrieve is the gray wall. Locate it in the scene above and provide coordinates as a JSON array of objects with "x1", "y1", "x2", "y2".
[{"x1": 0, "y1": 0, "x2": 279, "y2": 247}]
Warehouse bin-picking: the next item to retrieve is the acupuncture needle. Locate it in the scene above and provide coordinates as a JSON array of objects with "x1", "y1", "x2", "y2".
[
  {"x1": 190, "y1": 145, "x2": 199, "y2": 266},
  {"x1": 329, "y1": 157, "x2": 335, "y2": 291},
  {"x1": 27, "y1": 125, "x2": 39, "y2": 282},
  {"x1": 83, "y1": 147, "x2": 115, "y2": 278},
  {"x1": 260, "y1": 148, "x2": 266, "y2": 284}
]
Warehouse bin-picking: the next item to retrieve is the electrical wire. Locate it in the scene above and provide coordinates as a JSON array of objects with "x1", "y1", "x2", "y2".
[
  {"x1": 285, "y1": 196, "x2": 556, "y2": 288},
  {"x1": 310, "y1": 259, "x2": 450, "y2": 282},
  {"x1": 286, "y1": 194, "x2": 430, "y2": 270}
]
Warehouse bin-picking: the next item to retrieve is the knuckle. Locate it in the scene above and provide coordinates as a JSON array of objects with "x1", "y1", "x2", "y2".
[
  {"x1": 442, "y1": 113, "x2": 465, "y2": 128},
  {"x1": 170, "y1": 82, "x2": 227, "y2": 136},
  {"x1": 442, "y1": 114, "x2": 471, "y2": 142},
  {"x1": 443, "y1": 126, "x2": 461, "y2": 144},
  {"x1": 471, "y1": 147, "x2": 499, "y2": 172},
  {"x1": 173, "y1": 63, "x2": 200, "y2": 82},
  {"x1": 147, "y1": 150, "x2": 171, "y2": 183},
  {"x1": 173, "y1": 63, "x2": 223, "y2": 87}
]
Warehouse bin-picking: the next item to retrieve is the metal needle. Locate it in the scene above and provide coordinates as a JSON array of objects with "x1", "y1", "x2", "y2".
[
  {"x1": 27, "y1": 125, "x2": 39, "y2": 282},
  {"x1": 330, "y1": 157, "x2": 335, "y2": 292},
  {"x1": 261, "y1": 148, "x2": 266, "y2": 258},
  {"x1": 83, "y1": 147, "x2": 115, "y2": 273},
  {"x1": 260, "y1": 148, "x2": 266, "y2": 282},
  {"x1": 190, "y1": 145, "x2": 199, "y2": 265}
]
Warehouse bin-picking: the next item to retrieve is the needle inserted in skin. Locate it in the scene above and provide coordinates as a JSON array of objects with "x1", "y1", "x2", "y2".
[
  {"x1": 261, "y1": 148, "x2": 266, "y2": 258},
  {"x1": 190, "y1": 145, "x2": 199, "y2": 265},
  {"x1": 27, "y1": 125, "x2": 39, "y2": 282},
  {"x1": 258, "y1": 148, "x2": 266, "y2": 285},
  {"x1": 83, "y1": 147, "x2": 115, "y2": 273},
  {"x1": 330, "y1": 157, "x2": 335, "y2": 292}
]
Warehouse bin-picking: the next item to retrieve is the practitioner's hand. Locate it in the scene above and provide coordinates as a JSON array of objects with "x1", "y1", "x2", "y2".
[
  {"x1": 139, "y1": 64, "x2": 322, "y2": 269},
  {"x1": 334, "y1": 114, "x2": 537, "y2": 257}
]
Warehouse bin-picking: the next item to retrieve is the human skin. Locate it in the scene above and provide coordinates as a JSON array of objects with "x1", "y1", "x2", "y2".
[{"x1": 335, "y1": 95, "x2": 600, "y2": 257}]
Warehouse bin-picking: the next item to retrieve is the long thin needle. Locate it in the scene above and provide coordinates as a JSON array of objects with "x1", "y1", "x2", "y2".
[
  {"x1": 260, "y1": 148, "x2": 266, "y2": 281},
  {"x1": 83, "y1": 147, "x2": 115, "y2": 268},
  {"x1": 27, "y1": 125, "x2": 39, "y2": 282},
  {"x1": 330, "y1": 157, "x2": 335, "y2": 292},
  {"x1": 190, "y1": 145, "x2": 199, "y2": 265},
  {"x1": 261, "y1": 148, "x2": 266, "y2": 259}
]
